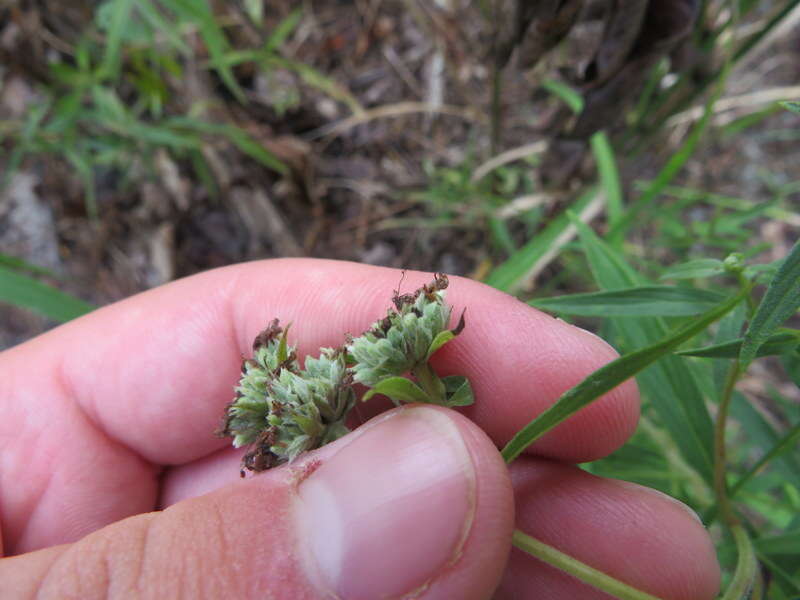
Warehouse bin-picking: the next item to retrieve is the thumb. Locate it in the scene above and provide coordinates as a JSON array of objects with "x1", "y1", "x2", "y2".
[{"x1": 2, "y1": 405, "x2": 514, "y2": 599}]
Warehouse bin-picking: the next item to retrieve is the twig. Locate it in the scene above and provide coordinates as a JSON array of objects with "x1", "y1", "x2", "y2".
[
  {"x1": 667, "y1": 85, "x2": 800, "y2": 127},
  {"x1": 470, "y1": 140, "x2": 548, "y2": 183},
  {"x1": 305, "y1": 101, "x2": 486, "y2": 139}
]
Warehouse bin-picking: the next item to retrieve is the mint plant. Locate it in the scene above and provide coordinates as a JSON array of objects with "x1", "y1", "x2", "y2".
[{"x1": 217, "y1": 274, "x2": 473, "y2": 475}]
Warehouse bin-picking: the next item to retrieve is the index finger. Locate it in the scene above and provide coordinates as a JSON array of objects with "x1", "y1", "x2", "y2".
[{"x1": 5, "y1": 259, "x2": 637, "y2": 467}]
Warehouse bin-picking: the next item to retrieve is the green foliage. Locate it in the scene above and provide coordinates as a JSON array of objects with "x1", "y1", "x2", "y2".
[
  {"x1": 0, "y1": 0, "x2": 312, "y2": 216},
  {"x1": 0, "y1": 260, "x2": 94, "y2": 323}
]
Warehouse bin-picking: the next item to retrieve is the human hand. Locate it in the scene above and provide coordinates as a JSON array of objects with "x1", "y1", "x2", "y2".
[{"x1": 0, "y1": 260, "x2": 720, "y2": 599}]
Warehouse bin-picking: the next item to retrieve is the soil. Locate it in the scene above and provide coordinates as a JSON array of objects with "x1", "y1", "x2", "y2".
[{"x1": 1, "y1": 1, "x2": 799, "y2": 350}]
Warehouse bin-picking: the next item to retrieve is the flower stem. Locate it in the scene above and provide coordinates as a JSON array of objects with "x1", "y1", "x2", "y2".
[
  {"x1": 412, "y1": 362, "x2": 446, "y2": 404},
  {"x1": 714, "y1": 360, "x2": 741, "y2": 525},
  {"x1": 512, "y1": 530, "x2": 664, "y2": 600}
]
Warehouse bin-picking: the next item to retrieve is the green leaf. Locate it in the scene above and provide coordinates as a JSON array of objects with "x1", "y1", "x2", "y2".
[
  {"x1": 0, "y1": 254, "x2": 57, "y2": 278},
  {"x1": 754, "y1": 529, "x2": 800, "y2": 555},
  {"x1": 730, "y1": 391, "x2": 800, "y2": 486},
  {"x1": 565, "y1": 218, "x2": 719, "y2": 483},
  {"x1": 97, "y1": 0, "x2": 136, "y2": 79},
  {"x1": 426, "y1": 330, "x2": 455, "y2": 361},
  {"x1": 170, "y1": 0, "x2": 246, "y2": 103},
  {"x1": 362, "y1": 377, "x2": 434, "y2": 405},
  {"x1": 740, "y1": 238, "x2": 800, "y2": 368},
  {"x1": 590, "y1": 132, "x2": 622, "y2": 237},
  {"x1": 731, "y1": 421, "x2": 800, "y2": 497},
  {"x1": 779, "y1": 100, "x2": 800, "y2": 114},
  {"x1": 264, "y1": 8, "x2": 302, "y2": 53},
  {"x1": 659, "y1": 258, "x2": 726, "y2": 280},
  {"x1": 679, "y1": 330, "x2": 800, "y2": 358},
  {"x1": 541, "y1": 79, "x2": 584, "y2": 114},
  {"x1": 501, "y1": 289, "x2": 745, "y2": 463},
  {"x1": 442, "y1": 376, "x2": 474, "y2": 407},
  {"x1": 606, "y1": 58, "x2": 729, "y2": 240},
  {"x1": 277, "y1": 324, "x2": 291, "y2": 363},
  {"x1": 166, "y1": 117, "x2": 288, "y2": 175},
  {"x1": 485, "y1": 186, "x2": 600, "y2": 293},
  {"x1": 530, "y1": 286, "x2": 727, "y2": 317},
  {"x1": 0, "y1": 266, "x2": 95, "y2": 322}
]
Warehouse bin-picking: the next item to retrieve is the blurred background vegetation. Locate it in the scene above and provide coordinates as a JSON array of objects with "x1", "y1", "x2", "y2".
[{"x1": 1, "y1": 0, "x2": 799, "y2": 597}]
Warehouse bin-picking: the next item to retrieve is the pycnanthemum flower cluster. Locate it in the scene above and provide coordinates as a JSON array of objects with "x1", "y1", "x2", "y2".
[
  {"x1": 219, "y1": 274, "x2": 471, "y2": 475},
  {"x1": 218, "y1": 320, "x2": 353, "y2": 475},
  {"x1": 347, "y1": 274, "x2": 453, "y2": 387}
]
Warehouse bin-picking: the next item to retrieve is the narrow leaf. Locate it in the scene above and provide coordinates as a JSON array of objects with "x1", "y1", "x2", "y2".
[
  {"x1": 98, "y1": 0, "x2": 136, "y2": 79},
  {"x1": 590, "y1": 132, "x2": 622, "y2": 234},
  {"x1": 362, "y1": 377, "x2": 434, "y2": 404},
  {"x1": 501, "y1": 290, "x2": 745, "y2": 463},
  {"x1": 740, "y1": 239, "x2": 800, "y2": 368},
  {"x1": 679, "y1": 330, "x2": 800, "y2": 358},
  {"x1": 426, "y1": 330, "x2": 455, "y2": 361},
  {"x1": 731, "y1": 421, "x2": 800, "y2": 496},
  {"x1": 541, "y1": 79, "x2": 584, "y2": 114},
  {"x1": 779, "y1": 100, "x2": 800, "y2": 114},
  {"x1": 530, "y1": 286, "x2": 726, "y2": 317},
  {"x1": 485, "y1": 186, "x2": 600, "y2": 293},
  {"x1": 659, "y1": 258, "x2": 726, "y2": 281},
  {"x1": 264, "y1": 8, "x2": 302, "y2": 53},
  {"x1": 0, "y1": 266, "x2": 95, "y2": 322},
  {"x1": 754, "y1": 529, "x2": 800, "y2": 555},
  {"x1": 572, "y1": 218, "x2": 718, "y2": 482}
]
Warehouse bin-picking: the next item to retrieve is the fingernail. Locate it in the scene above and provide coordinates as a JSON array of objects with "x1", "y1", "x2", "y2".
[
  {"x1": 613, "y1": 479, "x2": 704, "y2": 524},
  {"x1": 293, "y1": 406, "x2": 476, "y2": 599}
]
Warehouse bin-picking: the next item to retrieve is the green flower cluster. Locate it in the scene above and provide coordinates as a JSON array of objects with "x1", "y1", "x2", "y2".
[
  {"x1": 219, "y1": 274, "x2": 472, "y2": 475},
  {"x1": 219, "y1": 321, "x2": 353, "y2": 474},
  {"x1": 347, "y1": 282, "x2": 452, "y2": 387}
]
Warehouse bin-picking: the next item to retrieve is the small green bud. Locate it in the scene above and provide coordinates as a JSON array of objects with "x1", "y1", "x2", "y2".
[{"x1": 723, "y1": 252, "x2": 745, "y2": 274}]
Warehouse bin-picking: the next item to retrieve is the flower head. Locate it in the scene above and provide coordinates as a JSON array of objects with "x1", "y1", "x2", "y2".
[
  {"x1": 347, "y1": 274, "x2": 455, "y2": 387},
  {"x1": 218, "y1": 321, "x2": 353, "y2": 474}
]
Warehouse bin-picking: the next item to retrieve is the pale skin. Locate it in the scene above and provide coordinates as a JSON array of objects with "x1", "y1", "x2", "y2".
[{"x1": 0, "y1": 260, "x2": 721, "y2": 599}]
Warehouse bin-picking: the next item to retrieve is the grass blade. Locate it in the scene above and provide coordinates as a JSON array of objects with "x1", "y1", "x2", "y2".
[
  {"x1": 530, "y1": 285, "x2": 727, "y2": 317},
  {"x1": 0, "y1": 254, "x2": 57, "y2": 278},
  {"x1": 485, "y1": 186, "x2": 600, "y2": 293},
  {"x1": 541, "y1": 79, "x2": 584, "y2": 114},
  {"x1": 679, "y1": 330, "x2": 800, "y2": 359},
  {"x1": 607, "y1": 57, "x2": 728, "y2": 240},
  {"x1": 731, "y1": 422, "x2": 800, "y2": 497},
  {"x1": 264, "y1": 8, "x2": 303, "y2": 53},
  {"x1": 590, "y1": 132, "x2": 623, "y2": 234},
  {"x1": 571, "y1": 218, "x2": 719, "y2": 483},
  {"x1": 170, "y1": 0, "x2": 246, "y2": 103},
  {"x1": 501, "y1": 289, "x2": 745, "y2": 463},
  {"x1": 97, "y1": 0, "x2": 136, "y2": 80},
  {"x1": 740, "y1": 238, "x2": 800, "y2": 369},
  {"x1": 0, "y1": 266, "x2": 95, "y2": 322}
]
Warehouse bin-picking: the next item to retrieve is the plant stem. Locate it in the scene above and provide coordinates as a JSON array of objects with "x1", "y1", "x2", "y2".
[
  {"x1": 720, "y1": 524, "x2": 757, "y2": 600},
  {"x1": 512, "y1": 530, "x2": 664, "y2": 600},
  {"x1": 412, "y1": 362, "x2": 446, "y2": 403},
  {"x1": 713, "y1": 360, "x2": 741, "y2": 525},
  {"x1": 714, "y1": 359, "x2": 760, "y2": 598}
]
